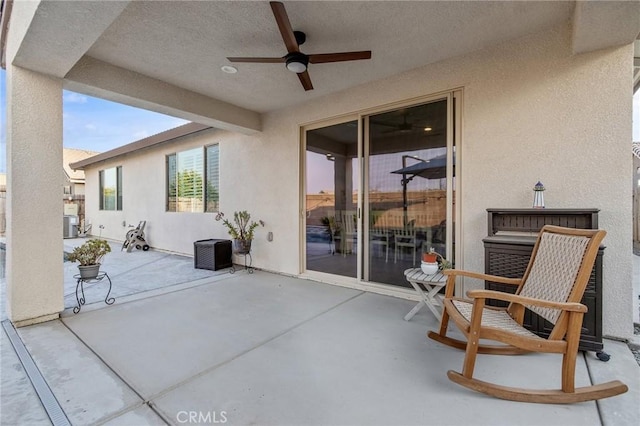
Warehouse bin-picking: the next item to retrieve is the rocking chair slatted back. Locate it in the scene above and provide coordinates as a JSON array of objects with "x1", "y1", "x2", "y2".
[{"x1": 517, "y1": 232, "x2": 589, "y2": 325}]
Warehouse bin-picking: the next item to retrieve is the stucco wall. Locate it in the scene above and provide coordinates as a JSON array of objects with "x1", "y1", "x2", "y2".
[
  {"x1": 84, "y1": 130, "x2": 228, "y2": 251},
  {"x1": 6, "y1": 65, "x2": 64, "y2": 325},
  {"x1": 85, "y1": 23, "x2": 633, "y2": 338}
]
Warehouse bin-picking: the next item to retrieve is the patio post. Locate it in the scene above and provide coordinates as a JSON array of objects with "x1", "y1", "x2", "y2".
[{"x1": 6, "y1": 65, "x2": 64, "y2": 326}]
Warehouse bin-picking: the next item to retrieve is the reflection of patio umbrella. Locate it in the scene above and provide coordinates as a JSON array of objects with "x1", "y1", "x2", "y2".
[
  {"x1": 390, "y1": 154, "x2": 447, "y2": 180},
  {"x1": 390, "y1": 154, "x2": 452, "y2": 224}
]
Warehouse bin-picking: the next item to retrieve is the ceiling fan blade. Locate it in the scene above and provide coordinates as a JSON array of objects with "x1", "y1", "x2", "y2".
[
  {"x1": 270, "y1": 1, "x2": 299, "y2": 53},
  {"x1": 371, "y1": 120, "x2": 402, "y2": 128},
  {"x1": 382, "y1": 127, "x2": 409, "y2": 134},
  {"x1": 227, "y1": 57, "x2": 285, "y2": 63},
  {"x1": 297, "y1": 70, "x2": 313, "y2": 91},
  {"x1": 308, "y1": 51, "x2": 372, "y2": 64}
]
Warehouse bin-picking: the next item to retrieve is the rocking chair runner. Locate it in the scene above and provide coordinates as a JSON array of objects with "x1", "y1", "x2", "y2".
[{"x1": 428, "y1": 225, "x2": 628, "y2": 403}]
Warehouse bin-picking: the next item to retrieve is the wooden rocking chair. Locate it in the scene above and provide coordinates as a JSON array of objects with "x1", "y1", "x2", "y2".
[{"x1": 428, "y1": 225, "x2": 628, "y2": 403}]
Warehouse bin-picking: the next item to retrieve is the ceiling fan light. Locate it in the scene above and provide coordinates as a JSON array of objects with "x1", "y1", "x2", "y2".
[
  {"x1": 285, "y1": 53, "x2": 309, "y2": 73},
  {"x1": 286, "y1": 60, "x2": 307, "y2": 73}
]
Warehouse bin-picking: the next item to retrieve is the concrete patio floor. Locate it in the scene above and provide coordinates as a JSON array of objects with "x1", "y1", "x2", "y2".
[{"x1": 1, "y1": 242, "x2": 639, "y2": 425}]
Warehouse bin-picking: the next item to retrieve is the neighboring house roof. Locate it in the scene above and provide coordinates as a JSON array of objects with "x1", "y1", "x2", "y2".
[
  {"x1": 70, "y1": 122, "x2": 212, "y2": 170},
  {"x1": 63, "y1": 148, "x2": 100, "y2": 183},
  {"x1": 62, "y1": 148, "x2": 100, "y2": 183},
  {"x1": 633, "y1": 142, "x2": 640, "y2": 160}
]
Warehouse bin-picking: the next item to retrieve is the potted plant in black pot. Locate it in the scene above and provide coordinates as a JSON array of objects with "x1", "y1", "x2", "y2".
[
  {"x1": 67, "y1": 239, "x2": 111, "y2": 279},
  {"x1": 216, "y1": 211, "x2": 264, "y2": 254}
]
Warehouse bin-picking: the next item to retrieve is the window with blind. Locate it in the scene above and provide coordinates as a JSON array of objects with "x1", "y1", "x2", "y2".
[
  {"x1": 205, "y1": 144, "x2": 220, "y2": 212},
  {"x1": 99, "y1": 166, "x2": 123, "y2": 211},
  {"x1": 167, "y1": 144, "x2": 219, "y2": 213}
]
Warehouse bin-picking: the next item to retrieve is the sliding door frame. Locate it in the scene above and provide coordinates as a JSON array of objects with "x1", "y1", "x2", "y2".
[
  {"x1": 300, "y1": 89, "x2": 463, "y2": 299},
  {"x1": 299, "y1": 113, "x2": 361, "y2": 284}
]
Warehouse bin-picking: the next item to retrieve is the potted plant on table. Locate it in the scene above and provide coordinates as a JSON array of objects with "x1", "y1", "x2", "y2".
[
  {"x1": 67, "y1": 239, "x2": 111, "y2": 279},
  {"x1": 216, "y1": 211, "x2": 265, "y2": 254},
  {"x1": 421, "y1": 247, "x2": 451, "y2": 275}
]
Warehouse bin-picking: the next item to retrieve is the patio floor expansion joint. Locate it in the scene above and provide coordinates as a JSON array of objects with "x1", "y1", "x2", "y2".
[
  {"x1": 1, "y1": 320, "x2": 71, "y2": 426},
  {"x1": 584, "y1": 350, "x2": 606, "y2": 425},
  {"x1": 104, "y1": 252, "x2": 174, "y2": 279},
  {"x1": 58, "y1": 318, "x2": 171, "y2": 423},
  {"x1": 58, "y1": 318, "x2": 146, "y2": 400}
]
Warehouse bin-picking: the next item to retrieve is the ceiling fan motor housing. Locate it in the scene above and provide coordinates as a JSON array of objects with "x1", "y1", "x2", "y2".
[
  {"x1": 226, "y1": 2, "x2": 371, "y2": 89},
  {"x1": 293, "y1": 30, "x2": 306, "y2": 46}
]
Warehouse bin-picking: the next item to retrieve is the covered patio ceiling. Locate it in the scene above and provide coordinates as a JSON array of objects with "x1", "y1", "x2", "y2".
[{"x1": 1, "y1": 1, "x2": 639, "y2": 133}]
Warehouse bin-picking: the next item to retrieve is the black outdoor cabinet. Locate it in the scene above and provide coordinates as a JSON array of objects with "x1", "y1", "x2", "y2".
[
  {"x1": 482, "y1": 209, "x2": 604, "y2": 353},
  {"x1": 194, "y1": 239, "x2": 233, "y2": 271}
]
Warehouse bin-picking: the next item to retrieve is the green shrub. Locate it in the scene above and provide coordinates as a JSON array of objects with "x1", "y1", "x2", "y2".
[{"x1": 67, "y1": 239, "x2": 111, "y2": 266}]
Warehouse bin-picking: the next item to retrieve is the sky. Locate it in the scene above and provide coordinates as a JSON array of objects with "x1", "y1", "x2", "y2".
[
  {"x1": 0, "y1": 69, "x2": 639, "y2": 176},
  {"x1": 0, "y1": 69, "x2": 188, "y2": 172}
]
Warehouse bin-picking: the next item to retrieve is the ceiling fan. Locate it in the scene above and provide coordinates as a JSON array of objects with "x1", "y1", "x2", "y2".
[
  {"x1": 372, "y1": 111, "x2": 419, "y2": 134},
  {"x1": 226, "y1": 1, "x2": 372, "y2": 91},
  {"x1": 380, "y1": 114, "x2": 414, "y2": 134}
]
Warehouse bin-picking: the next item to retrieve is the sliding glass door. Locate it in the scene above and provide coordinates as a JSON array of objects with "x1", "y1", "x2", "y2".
[
  {"x1": 304, "y1": 94, "x2": 457, "y2": 288},
  {"x1": 305, "y1": 120, "x2": 359, "y2": 278},
  {"x1": 365, "y1": 99, "x2": 453, "y2": 287}
]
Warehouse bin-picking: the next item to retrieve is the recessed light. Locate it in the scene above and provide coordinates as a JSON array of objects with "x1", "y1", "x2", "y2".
[
  {"x1": 424, "y1": 127, "x2": 432, "y2": 132},
  {"x1": 221, "y1": 65, "x2": 238, "y2": 74}
]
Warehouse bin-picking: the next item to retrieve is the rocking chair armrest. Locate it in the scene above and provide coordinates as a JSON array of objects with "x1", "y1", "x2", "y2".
[
  {"x1": 466, "y1": 289, "x2": 588, "y2": 313},
  {"x1": 443, "y1": 269, "x2": 521, "y2": 286}
]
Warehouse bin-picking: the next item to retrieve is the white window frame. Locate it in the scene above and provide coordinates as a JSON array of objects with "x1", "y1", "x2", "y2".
[
  {"x1": 166, "y1": 144, "x2": 220, "y2": 213},
  {"x1": 99, "y1": 166, "x2": 122, "y2": 211}
]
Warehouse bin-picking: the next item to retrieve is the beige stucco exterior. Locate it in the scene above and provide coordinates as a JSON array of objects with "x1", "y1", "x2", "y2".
[
  {"x1": 6, "y1": 65, "x2": 64, "y2": 326},
  {"x1": 81, "y1": 23, "x2": 634, "y2": 339},
  {"x1": 634, "y1": 146, "x2": 640, "y2": 243}
]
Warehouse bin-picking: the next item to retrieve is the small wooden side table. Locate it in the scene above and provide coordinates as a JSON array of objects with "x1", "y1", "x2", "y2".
[{"x1": 403, "y1": 268, "x2": 447, "y2": 321}]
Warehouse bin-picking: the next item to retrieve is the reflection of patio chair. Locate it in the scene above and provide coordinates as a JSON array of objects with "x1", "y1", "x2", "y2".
[
  {"x1": 340, "y1": 211, "x2": 357, "y2": 256},
  {"x1": 423, "y1": 219, "x2": 446, "y2": 256},
  {"x1": 320, "y1": 216, "x2": 338, "y2": 255},
  {"x1": 370, "y1": 212, "x2": 389, "y2": 262},
  {"x1": 428, "y1": 226, "x2": 627, "y2": 403},
  {"x1": 394, "y1": 220, "x2": 416, "y2": 265},
  {"x1": 432, "y1": 220, "x2": 446, "y2": 243}
]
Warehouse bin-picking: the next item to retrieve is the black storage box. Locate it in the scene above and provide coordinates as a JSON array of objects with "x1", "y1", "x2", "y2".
[
  {"x1": 483, "y1": 209, "x2": 604, "y2": 352},
  {"x1": 194, "y1": 239, "x2": 232, "y2": 271}
]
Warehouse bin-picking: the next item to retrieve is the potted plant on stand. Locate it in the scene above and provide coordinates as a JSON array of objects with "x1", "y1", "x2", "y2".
[
  {"x1": 67, "y1": 239, "x2": 111, "y2": 279},
  {"x1": 216, "y1": 211, "x2": 265, "y2": 254}
]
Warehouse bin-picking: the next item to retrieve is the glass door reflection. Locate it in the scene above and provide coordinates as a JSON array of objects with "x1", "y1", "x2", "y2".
[
  {"x1": 367, "y1": 100, "x2": 450, "y2": 287},
  {"x1": 305, "y1": 121, "x2": 359, "y2": 278},
  {"x1": 304, "y1": 96, "x2": 456, "y2": 289}
]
